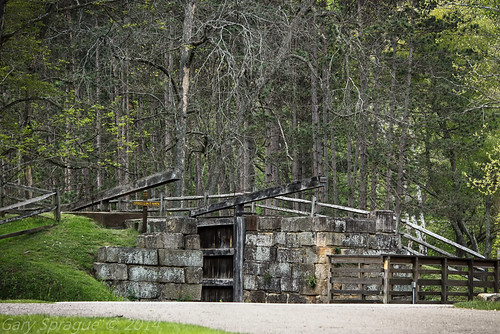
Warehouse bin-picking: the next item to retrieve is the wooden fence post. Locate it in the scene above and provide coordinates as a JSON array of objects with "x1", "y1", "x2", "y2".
[
  {"x1": 383, "y1": 256, "x2": 390, "y2": 304},
  {"x1": 53, "y1": 189, "x2": 61, "y2": 222},
  {"x1": 233, "y1": 204, "x2": 246, "y2": 302},
  {"x1": 468, "y1": 259, "x2": 474, "y2": 301},
  {"x1": 141, "y1": 190, "x2": 148, "y2": 233},
  {"x1": 441, "y1": 257, "x2": 448, "y2": 303}
]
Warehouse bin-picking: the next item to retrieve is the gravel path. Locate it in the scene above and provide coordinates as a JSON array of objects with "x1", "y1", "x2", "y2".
[{"x1": 1, "y1": 302, "x2": 500, "y2": 333}]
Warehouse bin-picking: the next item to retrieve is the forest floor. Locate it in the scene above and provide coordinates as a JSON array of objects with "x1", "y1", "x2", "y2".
[{"x1": 1, "y1": 301, "x2": 500, "y2": 334}]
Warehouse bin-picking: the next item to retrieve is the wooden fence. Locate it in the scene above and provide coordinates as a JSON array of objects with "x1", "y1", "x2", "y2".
[
  {"x1": 329, "y1": 255, "x2": 500, "y2": 304},
  {"x1": 0, "y1": 182, "x2": 61, "y2": 226}
]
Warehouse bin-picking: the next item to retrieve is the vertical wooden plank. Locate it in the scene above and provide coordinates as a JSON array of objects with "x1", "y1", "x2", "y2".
[
  {"x1": 383, "y1": 256, "x2": 390, "y2": 304},
  {"x1": 53, "y1": 189, "x2": 61, "y2": 222},
  {"x1": 160, "y1": 193, "x2": 164, "y2": 217},
  {"x1": 412, "y1": 256, "x2": 419, "y2": 304},
  {"x1": 494, "y1": 260, "x2": 499, "y2": 293},
  {"x1": 441, "y1": 257, "x2": 448, "y2": 304},
  {"x1": 468, "y1": 259, "x2": 474, "y2": 301},
  {"x1": 233, "y1": 204, "x2": 245, "y2": 302},
  {"x1": 141, "y1": 191, "x2": 148, "y2": 233}
]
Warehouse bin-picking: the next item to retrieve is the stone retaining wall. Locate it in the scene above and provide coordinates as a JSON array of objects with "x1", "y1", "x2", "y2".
[
  {"x1": 94, "y1": 217, "x2": 203, "y2": 301},
  {"x1": 242, "y1": 212, "x2": 401, "y2": 303}
]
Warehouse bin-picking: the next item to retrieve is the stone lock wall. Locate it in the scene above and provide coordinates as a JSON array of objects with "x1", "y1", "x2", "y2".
[
  {"x1": 94, "y1": 217, "x2": 203, "y2": 301},
  {"x1": 242, "y1": 211, "x2": 400, "y2": 303},
  {"x1": 94, "y1": 212, "x2": 400, "y2": 303}
]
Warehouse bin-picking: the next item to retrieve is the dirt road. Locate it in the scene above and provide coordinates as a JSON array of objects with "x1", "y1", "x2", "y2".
[{"x1": 1, "y1": 302, "x2": 500, "y2": 333}]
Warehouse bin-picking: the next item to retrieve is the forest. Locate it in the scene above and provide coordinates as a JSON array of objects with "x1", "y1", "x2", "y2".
[{"x1": 0, "y1": 0, "x2": 499, "y2": 257}]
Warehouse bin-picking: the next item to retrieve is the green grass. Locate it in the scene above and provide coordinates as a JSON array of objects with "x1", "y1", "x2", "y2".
[
  {"x1": 0, "y1": 314, "x2": 235, "y2": 333},
  {"x1": 0, "y1": 214, "x2": 138, "y2": 301},
  {"x1": 454, "y1": 300, "x2": 500, "y2": 311}
]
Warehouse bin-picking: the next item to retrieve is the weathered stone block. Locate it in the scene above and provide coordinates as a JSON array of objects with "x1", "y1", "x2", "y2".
[
  {"x1": 282, "y1": 217, "x2": 313, "y2": 232},
  {"x1": 248, "y1": 290, "x2": 266, "y2": 303},
  {"x1": 258, "y1": 217, "x2": 282, "y2": 231},
  {"x1": 246, "y1": 233, "x2": 257, "y2": 246},
  {"x1": 255, "y1": 246, "x2": 271, "y2": 262},
  {"x1": 185, "y1": 267, "x2": 203, "y2": 284},
  {"x1": 269, "y1": 262, "x2": 292, "y2": 278},
  {"x1": 181, "y1": 284, "x2": 202, "y2": 301},
  {"x1": 267, "y1": 293, "x2": 288, "y2": 303},
  {"x1": 342, "y1": 233, "x2": 369, "y2": 248},
  {"x1": 312, "y1": 217, "x2": 328, "y2": 232},
  {"x1": 184, "y1": 234, "x2": 200, "y2": 250},
  {"x1": 128, "y1": 266, "x2": 158, "y2": 282},
  {"x1": 273, "y1": 232, "x2": 286, "y2": 245},
  {"x1": 118, "y1": 248, "x2": 158, "y2": 265},
  {"x1": 115, "y1": 281, "x2": 160, "y2": 299},
  {"x1": 370, "y1": 234, "x2": 401, "y2": 250},
  {"x1": 281, "y1": 277, "x2": 299, "y2": 292},
  {"x1": 315, "y1": 263, "x2": 329, "y2": 280},
  {"x1": 317, "y1": 247, "x2": 336, "y2": 264},
  {"x1": 256, "y1": 233, "x2": 274, "y2": 247},
  {"x1": 148, "y1": 217, "x2": 197, "y2": 234},
  {"x1": 159, "y1": 233, "x2": 185, "y2": 249},
  {"x1": 162, "y1": 283, "x2": 182, "y2": 300},
  {"x1": 345, "y1": 218, "x2": 376, "y2": 233},
  {"x1": 97, "y1": 246, "x2": 120, "y2": 263},
  {"x1": 292, "y1": 263, "x2": 315, "y2": 279},
  {"x1": 304, "y1": 247, "x2": 320, "y2": 264},
  {"x1": 258, "y1": 276, "x2": 281, "y2": 293},
  {"x1": 94, "y1": 263, "x2": 127, "y2": 281},
  {"x1": 243, "y1": 261, "x2": 269, "y2": 276},
  {"x1": 137, "y1": 233, "x2": 184, "y2": 249},
  {"x1": 158, "y1": 249, "x2": 203, "y2": 267},
  {"x1": 243, "y1": 275, "x2": 257, "y2": 290},
  {"x1": 288, "y1": 293, "x2": 307, "y2": 304},
  {"x1": 316, "y1": 232, "x2": 344, "y2": 247},
  {"x1": 326, "y1": 219, "x2": 347, "y2": 233},
  {"x1": 372, "y1": 210, "x2": 394, "y2": 233},
  {"x1": 277, "y1": 248, "x2": 303, "y2": 263},
  {"x1": 298, "y1": 232, "x2": 315, "y2": 246},
  {"x1": 158, "y1": 267, "x2": 185, "y2": 283},
  {"x1": 286, "y1": 233, "x2": 300, "y2": 248}
]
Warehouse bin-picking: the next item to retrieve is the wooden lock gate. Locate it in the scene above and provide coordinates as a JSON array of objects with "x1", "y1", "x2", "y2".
[{"x1": 190, "y1": 176, "x2": 326, "y2": 302}]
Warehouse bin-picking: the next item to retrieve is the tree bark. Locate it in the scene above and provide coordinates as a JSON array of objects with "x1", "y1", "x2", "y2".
[{"x1": 174, "y1": 0, "x2": 197, "y2": 197}]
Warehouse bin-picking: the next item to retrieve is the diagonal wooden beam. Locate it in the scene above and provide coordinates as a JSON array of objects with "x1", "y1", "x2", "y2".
[
  {"x1": 190, "y1": 176, "x2": 326, "y2": 217},
  {"x1": 71, "y1": 170, "x2": 179, "y2": 211}
]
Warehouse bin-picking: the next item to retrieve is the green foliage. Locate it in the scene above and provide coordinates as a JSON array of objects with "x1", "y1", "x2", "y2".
[
  {"x1": 0, "y1": 214, "x2": 138, "y2": 301},
  {"x1": 467, "y1": 144, "x2": 500, "y2": 195}
]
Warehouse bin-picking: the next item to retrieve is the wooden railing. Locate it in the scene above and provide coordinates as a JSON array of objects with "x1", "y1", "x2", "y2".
[
  {"x1": 0, "y1": 182, "x2": 60, "y2": 225},
  {"x1": 329, "y1": 255, "x2": 500, "y2": 304}
]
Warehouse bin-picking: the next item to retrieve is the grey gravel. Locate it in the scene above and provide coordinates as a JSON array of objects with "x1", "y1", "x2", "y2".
[{"x1": 1, "y1": 302, "x2": 500, "y2": 333}]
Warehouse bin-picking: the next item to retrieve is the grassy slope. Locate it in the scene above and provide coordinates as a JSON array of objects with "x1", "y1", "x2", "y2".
[{"x1": 0, "y1": 214, "x2": 138, "y2": 301}]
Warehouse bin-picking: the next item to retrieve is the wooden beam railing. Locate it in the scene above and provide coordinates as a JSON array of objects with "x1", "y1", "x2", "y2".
[
  {"x1": 0, "y1": 182, "x2": 60, "y2": 227},
  {"x1": 401, "y1": 220, "x2": 485, "y2": 259}
]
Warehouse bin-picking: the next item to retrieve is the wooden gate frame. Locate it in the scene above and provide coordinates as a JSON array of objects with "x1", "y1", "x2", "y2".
[{"x1": 191, "y1": 176, "x2": 326, "y2": 302}]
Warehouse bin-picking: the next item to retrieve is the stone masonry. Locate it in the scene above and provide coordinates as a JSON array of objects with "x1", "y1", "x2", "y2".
[
  {"x1": 94, "y1": 217, "x2": 203, "y2": 301},
  {"x1": 242, "y1": 211, "x2": 401, "y2": 303}
]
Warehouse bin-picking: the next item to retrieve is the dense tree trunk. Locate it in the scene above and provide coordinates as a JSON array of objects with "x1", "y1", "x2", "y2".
[{"x1": 175, "y1": 0, "x2": 197, "y2": 197}]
